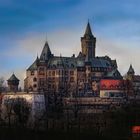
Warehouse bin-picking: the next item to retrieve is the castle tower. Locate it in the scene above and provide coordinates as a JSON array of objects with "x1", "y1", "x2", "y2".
[
  {"x1": 81, "y1": 22, "x2": 96, "y2": 59},
  {"x1": 7, "y1": 74, "x2": 20, "y2": 92}
]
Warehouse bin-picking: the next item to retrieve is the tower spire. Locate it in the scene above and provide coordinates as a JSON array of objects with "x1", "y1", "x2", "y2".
[
  {"x1": 40, "y1": 39, "x2": 52, "y2": 61},
  {"x1": 84, "y1": 21, "x2": 93, "y2": 37}
]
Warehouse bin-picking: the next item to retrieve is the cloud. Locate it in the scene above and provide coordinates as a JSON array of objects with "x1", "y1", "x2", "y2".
[{"x1": 97, "y1": 37, "x2": 140, "y2": 75}]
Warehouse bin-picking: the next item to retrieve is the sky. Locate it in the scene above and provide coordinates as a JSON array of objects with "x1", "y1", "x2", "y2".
[{"x1": 1, "y1": 0, "x2": 140, "y2": 88}]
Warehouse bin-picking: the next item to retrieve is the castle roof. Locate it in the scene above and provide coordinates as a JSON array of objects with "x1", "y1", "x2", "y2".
[
  {"x1": 84, "y1": 22, "x2": 94, "y2": 37},
  {"x1": 40, "y1": 41, "x2": 52, "y2": 61},
  {"x1": 27, "y1": 57, "x2": 38, "y2": 71},
  {"x1": 91, "y1": 57, "x2": 111, "y2": 68},
  {"x1": 46, "y1": 56, "x2": 113, "y2": 69},
  {"x1": 104, "y1": 69, "x2": 122, "y2": 79},
  {"x1": 47, "y1": 56, "x2": 77, "y2": 68},
  {"x1": 8, "y1": 74, "x2": 19, "y2": 81}
]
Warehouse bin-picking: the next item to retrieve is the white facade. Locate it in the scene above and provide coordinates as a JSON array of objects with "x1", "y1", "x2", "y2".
[{"x1": 1, "y1": 92, "x2": 46, "y2": 127}]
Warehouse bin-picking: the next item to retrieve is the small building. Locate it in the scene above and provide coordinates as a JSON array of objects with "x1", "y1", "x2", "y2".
[
  {"x1": 100, "y1": 79, "x2": 126, "y2": 98},
  {"x1": 100, "y1": 69, "x2": 126, "y2": 98},
  {"x1": 7, "y1": 74, "x2": 19, "y2": 92}
]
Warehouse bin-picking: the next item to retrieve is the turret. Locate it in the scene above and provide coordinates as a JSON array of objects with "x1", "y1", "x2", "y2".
[{"x1": 7, "y1": 74, "x2": 19, "y2": 92}]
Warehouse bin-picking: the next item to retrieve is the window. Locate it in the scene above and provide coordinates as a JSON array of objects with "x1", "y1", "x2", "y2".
[
  {"x1": 39, "y1": 78, "x2": 45, "y2": 86},
  {"x1": 70, "y1": 71, "x2": 74, "y2": 75},
  {"x1": 52, "y1": 77, "x2": 55, "y2": 81},
  {"x1": 110, "y1": 93, "x2": 114, "y2": 97},
  {"x1": 70, "y1": 77, "x2": 74, "y2": 82},
  {"x1": 39, "y1": 67, "x2": 45, "y2": 75},
  {"x1": 65, "y1": 70, "x2": 68, "y2": 75},
  {"x1": 52, "y1": 71, "x2": 55, "y2": 76},
  {"x1": 31, "y1": 71, "x2": 34, "y2": 75},
  {"x1": 59, "y1": 70, "x2": 61, "y2": 75},
  {"x1": 71, "y1": 64, "x2": 74, "y2": 68},
  {"x1": 33, "y1": 84, "x2": 37, "y2": 88},
  {"x1": 56, "y1": 70, "x2": 59, "y2": 75},
  {"x1": 33, "y1": 77, "x2": 37, "y2": 82}
]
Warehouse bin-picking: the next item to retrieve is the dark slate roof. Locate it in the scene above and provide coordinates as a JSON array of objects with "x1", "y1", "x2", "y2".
[
  {"x1": 47, "y1": 56, "x2": 112, "y2": 69},
  {"x1": 47, "y1": 56, "x2": 77, "y2": 68},
  {"x1": 91, "y1": 58, "x2": 112, "y2": 68},
  {"x1": 84, "y1": 22, "x2": 93, "y2": 37},
  {"x1": 105, "y1": 69, "x2": 122, "y2": 79},
  {"x1": 27, "y1": 57, "x2": 38, "y2": 71},
  {"x1": 40, "y1": 41, "x2": 52, "y2": 61},
  {"x1": 96, "y1": 56, "x2": 117, "y2": 68},
  {"x1": 8, "y1": 74, "x2": 19, "y2": 81}
]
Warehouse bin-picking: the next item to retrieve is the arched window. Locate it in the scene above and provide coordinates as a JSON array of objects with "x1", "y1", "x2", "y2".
[
  {"x1": 33, "y1": 77, "x2": 37, "y2": 82},
  {"x1": 33, "y1": 84, "x2": 37, "y2": 88}
]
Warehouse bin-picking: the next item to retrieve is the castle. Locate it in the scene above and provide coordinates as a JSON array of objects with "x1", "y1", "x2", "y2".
[{"x1": 24, "y1": 22, "x2": 122, "y2": 96}]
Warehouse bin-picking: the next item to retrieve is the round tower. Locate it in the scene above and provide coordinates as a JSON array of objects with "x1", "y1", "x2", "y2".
[{"x1": 7, "y1": 74, "x2": 20, "y2": 92}]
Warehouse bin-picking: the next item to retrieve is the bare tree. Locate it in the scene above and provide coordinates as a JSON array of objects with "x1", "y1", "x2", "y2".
[
  {"x1": 0, "y1": 77, "x2": 4, "y2": 93},
  {"x1": 2, "y1": 97, "x2": 31, "y2": 128},
  {"x1": 13, "y1": 97, "x2": 31, "y2": 126}
]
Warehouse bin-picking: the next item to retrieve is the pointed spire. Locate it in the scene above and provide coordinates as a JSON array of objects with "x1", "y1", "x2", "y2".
[
  {"x1": 84, "y1": 21, "x2": 93, "y2": 37},
  {"x1": 40, "y1": 40, "x2": 52, "y2": 61},
  {"x1": 127, "y1": 64, "x2": 135, "y2": 75}
]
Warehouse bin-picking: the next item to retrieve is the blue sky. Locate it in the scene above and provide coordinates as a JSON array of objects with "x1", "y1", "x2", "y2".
[{"x1": 1, "y1": 0, "x2": 140, "y2": 87}]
